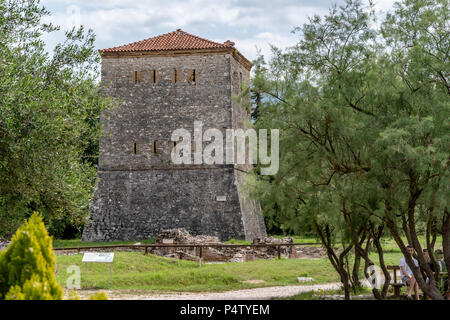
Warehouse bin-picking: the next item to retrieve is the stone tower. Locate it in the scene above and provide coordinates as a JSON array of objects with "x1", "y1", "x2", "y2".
[{"x1": 82, "y1": 29, "x2": 267, "y2": 242}]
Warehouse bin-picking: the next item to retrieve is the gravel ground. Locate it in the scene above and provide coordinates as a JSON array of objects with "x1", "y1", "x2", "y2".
[{"x1": 68, "y1": 282, "x2": 343, "y2": 300}]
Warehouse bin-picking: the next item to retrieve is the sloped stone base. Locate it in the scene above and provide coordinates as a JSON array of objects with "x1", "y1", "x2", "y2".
[{"x1": 82, "y1": 167, "x2": 266, "y2": 242}]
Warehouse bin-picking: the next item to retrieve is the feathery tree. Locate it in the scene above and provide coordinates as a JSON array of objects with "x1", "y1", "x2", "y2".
[{"x1": 249, "y1": 0, "x2": 449, "y2": 299}]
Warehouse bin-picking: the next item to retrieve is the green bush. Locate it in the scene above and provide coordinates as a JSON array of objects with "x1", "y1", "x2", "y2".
[
  {"x1": 67, "y1": 290, "x2": 81, "y2": 300},
  {"x1": 0, "y1": 212, "x2": 63, "y2": 300},
  {"x1": 89, "y1": 292, "x2": 108, "y2": 300},
  {"x1": 46, "y1": 214, "x2": 83, "y2": 239}
]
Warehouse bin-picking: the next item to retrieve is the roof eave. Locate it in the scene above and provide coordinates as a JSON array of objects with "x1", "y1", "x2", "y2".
[{"x1": 99, "y1": 47, "x2": 252, "y2": 71}]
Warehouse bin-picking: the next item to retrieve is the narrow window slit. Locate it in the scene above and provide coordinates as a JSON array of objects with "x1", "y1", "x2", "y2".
[
  {"x1": 170, "y1": 141, "x2": 177, "y2": 153},
  {"x1": 172, "y1": 69, "x2": 177, "y2": 83}
]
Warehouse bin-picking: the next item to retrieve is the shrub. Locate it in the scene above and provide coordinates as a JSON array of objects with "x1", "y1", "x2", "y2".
[
  {"x1": 0, "y1": 212, "x2": 63, "y2": 300},
  {"x1": 89, "y1": 291, "x2": 108, "y2": 300},
  {"x1": 46, "y1": 214, "x2": 83, "y2": 239},
  {"x1": 67, "y1": 290, "x2": 80, "y2": 300}
]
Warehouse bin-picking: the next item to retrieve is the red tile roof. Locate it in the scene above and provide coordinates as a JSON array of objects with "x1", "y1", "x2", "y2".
[
  {"x1": 101, "y1": 29, "x2": 235, "y2": 53},
  {"x1": 100, "y1": 29, "x2": 252, "y2": 70}
]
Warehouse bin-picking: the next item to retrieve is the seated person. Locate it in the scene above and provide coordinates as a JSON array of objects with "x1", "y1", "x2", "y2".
[{"x1": 399, "y1": 245, "x2": 419, "y2": 300}]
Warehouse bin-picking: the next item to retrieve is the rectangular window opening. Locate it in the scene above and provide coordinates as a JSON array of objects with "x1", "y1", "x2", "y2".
[
  {"x1": 239, "y1": 72, "x2": 243, "y2": 90},
  {"x1": 172, "y1": 69, "x2": 178, "y2": 83},
  {"x1": 187, "y1": 69, "x2": 197, "y2": 84}
]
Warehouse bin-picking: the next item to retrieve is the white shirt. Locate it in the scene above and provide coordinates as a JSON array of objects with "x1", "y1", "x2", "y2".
[{"x1": 399, "y1": 256, "x2": 418, "y2": 277}]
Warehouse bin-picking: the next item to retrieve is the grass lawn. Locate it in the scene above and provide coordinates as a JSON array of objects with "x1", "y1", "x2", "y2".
[
  {"x1": 55, "y1": 253, "x2": 339, "y2": 293},
  {"x1": 52, "y1": 236, "x2": 320, "y2": 248},
  {"x1": 54, "y1": 236, "x2": 443, "y2": 295},
  {"x1": 53, "y1": 238, "x2": 156, "y2": 248},
  {"x1": 282, "y1": 287, "x2": 374, "y2": 300}
]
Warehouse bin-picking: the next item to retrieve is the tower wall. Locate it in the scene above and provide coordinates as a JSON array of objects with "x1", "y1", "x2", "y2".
[{"x1": 82, "y1": 51, "x2": 266, "y2": 241}]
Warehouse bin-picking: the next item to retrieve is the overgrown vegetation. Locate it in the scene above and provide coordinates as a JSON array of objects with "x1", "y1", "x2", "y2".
[{"x1": 249, "y1": 0, "x2": 449, "y2": 300}]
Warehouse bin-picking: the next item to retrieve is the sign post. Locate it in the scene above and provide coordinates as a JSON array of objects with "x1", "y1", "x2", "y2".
[{"x1": 82, "y1": 252, "x2": 115, "y2": 289}]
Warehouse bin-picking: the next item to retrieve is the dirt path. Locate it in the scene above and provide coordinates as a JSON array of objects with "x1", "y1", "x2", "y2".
[{"x1": 70, "y1": 282, "x2": 343, "y2": 300}]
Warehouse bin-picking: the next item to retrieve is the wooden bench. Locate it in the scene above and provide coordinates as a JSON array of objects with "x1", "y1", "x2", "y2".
[{"x1": 387, "y1": 265, "x2": 404, "y2": 298}]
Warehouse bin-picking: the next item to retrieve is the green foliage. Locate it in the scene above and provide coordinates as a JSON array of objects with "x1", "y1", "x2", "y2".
[
  {"x1": 0, "y1": 212, "x2": 63, "y2": 300},
  {"x1": 249, "y1": 0, "x2": 449, "y2": 299},
  {"x1": 67, "y1": 290, "x2": 80, "y2": 300},
  {"x1": 251, "y1": 0, "x2": 449, "y2": 246},
  {"x1": 47, "y1": 215, "x2": 83, "y2": 240},
  {"x1": 0, "y1": 0, "x2": 116, "y2": 238},
  {"x1": 52, "y1": 237, "x2": 156, "y2": 249},
  {"x1": 88, "y1": 291, "x2": 108, "y2": 300}
]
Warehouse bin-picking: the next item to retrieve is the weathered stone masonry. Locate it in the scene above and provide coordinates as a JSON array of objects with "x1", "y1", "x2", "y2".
[{"x1": 82, "y1": 30, "x2": 267, "y2": 241}]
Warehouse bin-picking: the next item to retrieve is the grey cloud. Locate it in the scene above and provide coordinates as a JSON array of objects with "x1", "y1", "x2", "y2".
[{"x1": 41, "y1": 0, "x2": 389, "y2": 61}]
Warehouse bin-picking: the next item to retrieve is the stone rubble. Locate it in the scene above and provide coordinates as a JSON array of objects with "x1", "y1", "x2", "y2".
[
  {"x1": 156, "y1": 228, "x2": 221, "y2": 244},
  {"x1": 148, "y1": 228, "x2": 326, "y2": 262},
  {"x1": 55, "y1": 228, "x2": 327, "y2": 261}
]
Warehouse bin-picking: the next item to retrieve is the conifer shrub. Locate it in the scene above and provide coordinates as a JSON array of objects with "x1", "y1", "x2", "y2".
[{"x1": 0, "y1": 212, "x2": 63, "y2": 300}]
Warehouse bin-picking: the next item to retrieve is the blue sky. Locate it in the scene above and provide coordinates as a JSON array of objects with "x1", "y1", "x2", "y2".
[{"x1": 41, "y1": 0, "x2": 395, "y2": 61}]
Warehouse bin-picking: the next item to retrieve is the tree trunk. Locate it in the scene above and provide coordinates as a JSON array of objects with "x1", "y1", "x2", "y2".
[
  {"x1": 443, "y1": 209, "x2": 450, "y2": 297},
  {"x1": 314, "y1": 222, "x2": 353, "y2": 300},
  {"x1": 387, "y1": 216, "x2": 444, "y2": 300},
  {"x1": 340, "y1": 266, "x2": 351, "y2": 300},
  {"x1": 425, "y1": 212, "x2": 439, "y2": 283},
  {"x1": 405, "y1": 181, "x2": 443, "y2": 300},
  {"x1": 401, "y1": 213, "x2": 412, "y2": 246},
  {"x1": 371, "y1": 225, "x2": 391, "y2": 299},
  {"x1": 352, "y1": 247, "x2": 362, "y2": 292}
]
